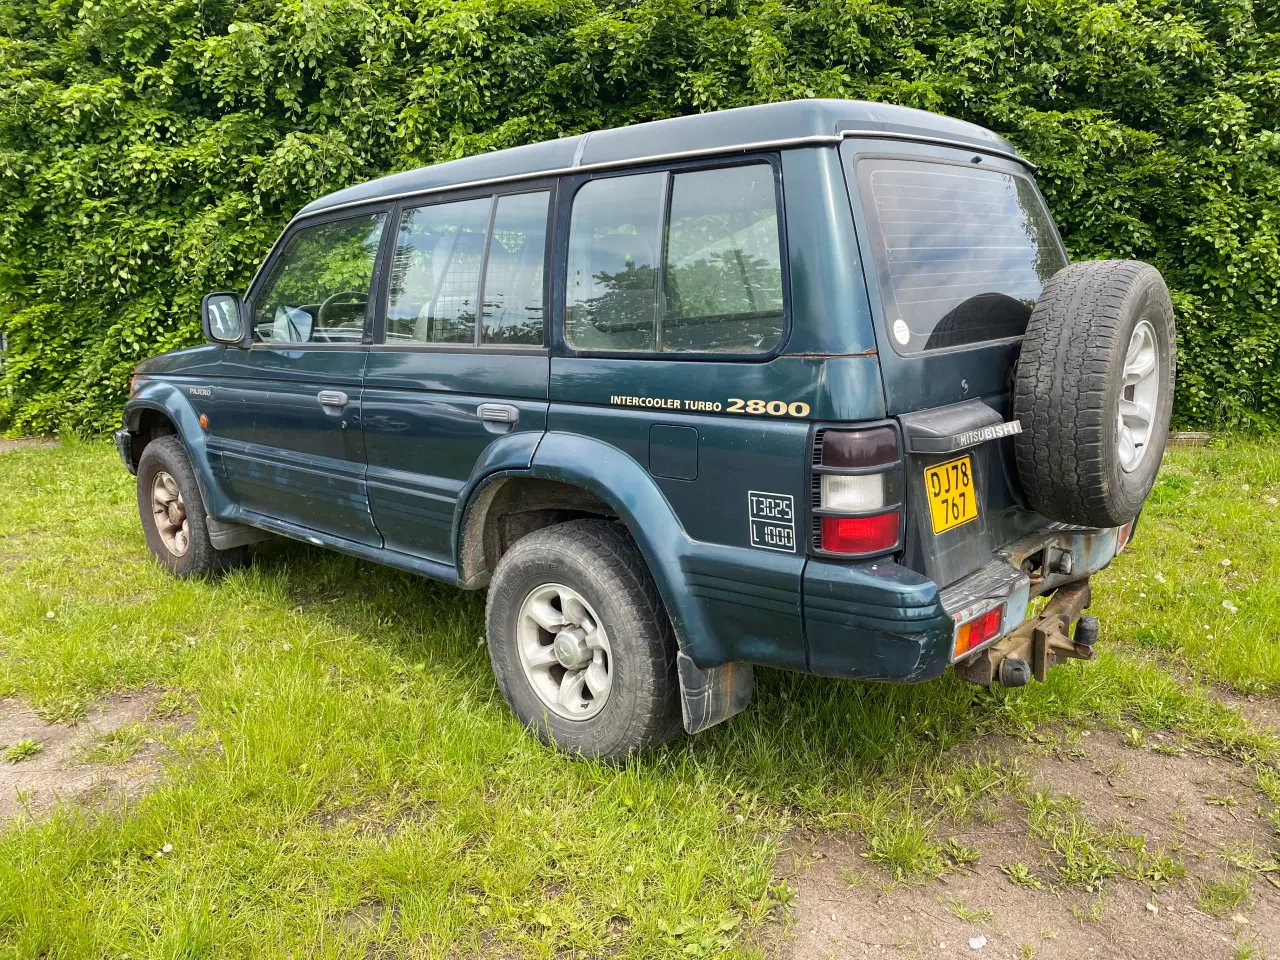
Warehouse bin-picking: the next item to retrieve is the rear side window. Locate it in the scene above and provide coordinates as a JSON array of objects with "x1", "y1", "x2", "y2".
[
  {"x1": 855, "y1": 158, "x2": 1067, "y2": 355},
  {"x1": 565, "y1": 162, "x2": 785, "y2": 355}
]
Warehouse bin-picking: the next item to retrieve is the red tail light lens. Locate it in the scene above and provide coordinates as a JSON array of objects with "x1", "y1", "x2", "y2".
[
  {"x1": 821, "y1": 512, "x2": 900, "y2": 554},
  {"x1": 953, "y1": 605, "x2": 1004, "y2": 658}
]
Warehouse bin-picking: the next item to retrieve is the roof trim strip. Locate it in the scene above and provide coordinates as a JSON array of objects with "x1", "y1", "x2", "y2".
[{"x1": 296, "y1": 129, "x2": 1033, "y2": 221}]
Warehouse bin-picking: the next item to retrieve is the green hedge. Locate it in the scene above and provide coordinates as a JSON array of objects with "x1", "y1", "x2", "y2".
[{"x1": 0, "y1": 0, "x2": 1277, "y2": 433}]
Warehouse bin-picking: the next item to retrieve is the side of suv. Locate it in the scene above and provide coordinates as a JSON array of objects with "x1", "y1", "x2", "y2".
[{"x1": 117, "y1": 99, "x2": 1176, "y2": 759}]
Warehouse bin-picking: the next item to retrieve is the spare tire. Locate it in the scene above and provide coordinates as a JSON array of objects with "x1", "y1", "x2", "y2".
[{"x1": 1013, "y1": 260, "x2": 1176, "y2": 528}]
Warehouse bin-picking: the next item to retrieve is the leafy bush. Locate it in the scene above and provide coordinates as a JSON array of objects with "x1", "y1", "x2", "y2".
[{"x1": 0, "y1": 0, "x2": 1276, "y2": 433}]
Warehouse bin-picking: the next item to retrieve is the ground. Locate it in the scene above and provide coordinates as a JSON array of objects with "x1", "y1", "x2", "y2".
[{"x1": 1, "y1": 438, "x2": 1278, "y2": 959}]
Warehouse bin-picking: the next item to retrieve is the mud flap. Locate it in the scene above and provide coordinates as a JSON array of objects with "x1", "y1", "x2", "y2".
[{"x1": 676, "y1": 652, "x2": 754, "y2": 734}]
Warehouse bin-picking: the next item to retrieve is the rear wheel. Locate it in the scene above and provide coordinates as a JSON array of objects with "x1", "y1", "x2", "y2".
[
  {"x1": 484, "y1": 519, "x2": 681, "y2": 761},
  {"x1": 136, "y1": 435, "x2": 246, "y2": 578},
  {"x1": 1013, "y1": 260, "x2": 1176, "y2": 528}
]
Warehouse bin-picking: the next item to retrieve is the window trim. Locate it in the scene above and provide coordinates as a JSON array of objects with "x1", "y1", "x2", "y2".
[
  {"x1": 374, "y1": 179, "x2": 558, "y2": 352},
  {"x1": 244, "y1": 203, "x2": 393, "y2": 352},
  {"x1": 553, "y1": 152, "x2": 792, "y2": 362},
  {"x1": 849, "y1": 151, "x2": 1069, "y2": 360}
]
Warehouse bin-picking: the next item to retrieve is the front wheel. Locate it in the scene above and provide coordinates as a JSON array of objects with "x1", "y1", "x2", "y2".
[
  {"x1": 136, "y1": 435, "x2": 246, "y2": 578},
  {"x1": 484, "y1": 519, "x2": 681, "y2": 761}
]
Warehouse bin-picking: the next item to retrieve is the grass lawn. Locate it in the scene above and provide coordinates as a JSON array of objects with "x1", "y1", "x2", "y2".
[{"x1": 0, "y1": 438, "x2": 1278, "y2": 958}]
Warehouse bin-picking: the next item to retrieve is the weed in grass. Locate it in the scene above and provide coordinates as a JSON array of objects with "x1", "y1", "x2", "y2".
[
  {"x1": 1068, "y1": 899, "x2": 1105, "y2": 923},
  {"x1": 149, "y1": 690, "x2": 193, "y2": 719},
  {"x1": 3, "y1": 738, "x2": 43, "y2": 763},
  {"x1": 1153, "y1": 742, "x2": 1185, "y2": 756},
  {"x1": 943, "y1": 837, "x2": 980, "y2": 869},
  {"x1": 1220, "y1": 841, "x2": 1266, "y2": 871},
  {"x1": 1019, "y1": 945, "x2": 1035, "y2": 960},
  {"x1": 1235, "y1": 941, "x2": 1261, "y2": 960},
  {"x1": 840, "y1": 867, "x2": 866, "y2": 888},
  {"x1": 1024, "y1": 791, "x2": 1122, "y2": 891},
  {"x1": 859, "y1": 809, "x2": 947, "y2": 883},
  {"x1": 1206, "y1": 793, "x2": 1239, "y2": 807},
  {"x1": 946, "y1": 898, "x2": 993, "y2": 923},
  {"x1": 1124, "y1": 727, "x2": 1146, "y2": 748},
  {"x1": 74, "y1": 723, "x2": 150, "y2": 764},
  {"x1": 1001, "y1": 862, "x2": 1043, "y2": 890},
  {"x1": 1196, "y1": 870, "x2": 1252, "y2": 916}
]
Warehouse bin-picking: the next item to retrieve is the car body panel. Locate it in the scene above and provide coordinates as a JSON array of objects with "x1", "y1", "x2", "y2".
[
  {"x1": 362, "y1": 349, "x2": 550, "y2": 563},
  {"x1": 119, "y1": 100, "x2": 1130, "y2": 718},
  {"x1": 212, "y1": 346, "x2": 379, "y2": 546}
]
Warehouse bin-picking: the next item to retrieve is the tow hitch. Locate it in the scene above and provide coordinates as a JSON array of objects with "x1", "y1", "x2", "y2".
[{"x1": 955, "y1": 580, "x2": 1098, "y2": 688}]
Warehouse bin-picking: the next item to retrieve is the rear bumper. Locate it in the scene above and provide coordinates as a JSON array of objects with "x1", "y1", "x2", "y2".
[{"x1": 802, "y1": 520, "x2": 1134, "y2": 681}]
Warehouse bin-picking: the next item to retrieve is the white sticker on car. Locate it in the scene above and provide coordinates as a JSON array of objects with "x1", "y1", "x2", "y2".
[{"x1": 748, "y1": 491, "x2": 796, "y2": 553}]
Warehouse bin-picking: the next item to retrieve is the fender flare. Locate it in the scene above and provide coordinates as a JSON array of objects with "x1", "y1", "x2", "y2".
[
  {"x1": 122, "y1": 383, "x2": 238, "y2": 520},
  {"x1": 524, "y1": 432, "x2": 720, "y2": 664}
]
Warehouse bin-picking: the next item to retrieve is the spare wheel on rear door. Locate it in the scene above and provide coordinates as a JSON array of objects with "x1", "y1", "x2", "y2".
[{"x1": 1013, "y1": 260, "x2": 1176, "y2": 528}]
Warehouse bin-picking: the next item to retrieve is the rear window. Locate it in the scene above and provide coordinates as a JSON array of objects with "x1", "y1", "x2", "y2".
[{"x1": 855, "y1": 158, "x2": 1067, "y2": 355}]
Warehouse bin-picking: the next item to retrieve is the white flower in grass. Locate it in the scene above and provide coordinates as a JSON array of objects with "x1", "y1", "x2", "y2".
[{"x1": 1223, "y1": 600, "x2": 1239, "y2": 614}]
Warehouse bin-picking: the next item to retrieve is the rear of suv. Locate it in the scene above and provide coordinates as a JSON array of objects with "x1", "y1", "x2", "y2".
[{"x1": 116, "y1": 99, "x2": 1175, "y2": 760}]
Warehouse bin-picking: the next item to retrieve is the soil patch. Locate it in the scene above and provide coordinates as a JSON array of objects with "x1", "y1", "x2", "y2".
[
  {"x1": 779, "y1": 727, "x2": 1280, "y2": 959},
  {"x1": 0, "y1": 690, "x2": 190, "y2": 822},
  {"x1": 0, "y1": 437, "x2": 57, "y2": 454}
]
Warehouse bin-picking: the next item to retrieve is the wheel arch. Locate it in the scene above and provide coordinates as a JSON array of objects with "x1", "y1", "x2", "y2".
[
  {"x1": 457, "y1": 433, "x2": 714, "y2": 661},
  {"x1": 123, "y1": 383, "x2": 237, "y2": 520}
]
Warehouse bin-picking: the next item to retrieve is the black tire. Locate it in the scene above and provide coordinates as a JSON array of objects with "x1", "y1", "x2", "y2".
[
  {"x1": 484, "y1": 519, "x2": 681, "y2": 761},
  {"x1": 1013, "y1": 260, "x2": 1176, "y2": 528},
  {"x1": 136, "y1": 435, "x2": 247, "y2": 578}
]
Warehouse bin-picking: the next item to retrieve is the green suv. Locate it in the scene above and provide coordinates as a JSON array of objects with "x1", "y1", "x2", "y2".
[{"x1": 116, "y1": 99, "x2": 1176, "y2": 759}]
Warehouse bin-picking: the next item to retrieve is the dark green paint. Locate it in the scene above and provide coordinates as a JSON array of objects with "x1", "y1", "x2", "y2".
[{"x1": 125, "y1": 102, "x2": 1057, "y2": 685}]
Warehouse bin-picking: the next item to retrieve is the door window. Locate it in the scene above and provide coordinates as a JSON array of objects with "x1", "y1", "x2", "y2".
[
  {"x1": 386, "y1": 191, "x2": 551, "y2": 347},
  {"x1": 386, "y1": 197, "x2": 491, "y2": 344},
  {"x1": 564, "y1": 163, "x2": 785, "y2": 354},
  {"x1": 481, "y1": 192, "x2": 550, "y2": 345},
  {"x1": 252, "y1": 213, "x2": 386, "y2": 344}
]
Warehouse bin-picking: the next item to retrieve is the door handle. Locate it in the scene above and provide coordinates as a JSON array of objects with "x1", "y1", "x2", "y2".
[
  {"x1": 477, "y1": 403, "x2": 519, "y2": 424},
  {"x1": 317, "y1": 390, "x2": 349, "y2": 408}
]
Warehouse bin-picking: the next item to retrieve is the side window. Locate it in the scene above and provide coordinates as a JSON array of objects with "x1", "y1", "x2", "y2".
[
  {"x1": 252, "y1": 213, "x2": 385, "y2": 344},
  {"x1": 564, "y1": 172, "x2": 665, "y2": 352},
  {"x1": 663, "y1": 164, "x2": 784, "y2": 352},
  {"x1": 386, "y1": 197, "x2": 490, "y2": 344},
  {"x1": 564, "y1": 163, "x2": 785, "y2": 355},
  {"x1": 481, "y1": 192, "x2": 550, "y2": 345}
]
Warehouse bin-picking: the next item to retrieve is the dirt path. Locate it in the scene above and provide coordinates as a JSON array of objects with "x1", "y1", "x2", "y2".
[
  {"x1": 0, "y1": 437, "x2": 57, "y2": 454},
  {"x1": 0, "y1": 691, "x2": 188, "y2": 821},
  {"x1": 779, "y1": 727, "x2": 1279, "y2": 959}
]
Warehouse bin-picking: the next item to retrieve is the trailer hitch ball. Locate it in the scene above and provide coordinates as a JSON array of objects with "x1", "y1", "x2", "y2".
[
  {"x1": 1074, "y1": 614, "x2": 1100, "y2": 649},
  {"x1": 999, "y1": 657, "x2": 1032, "y2": 688}
]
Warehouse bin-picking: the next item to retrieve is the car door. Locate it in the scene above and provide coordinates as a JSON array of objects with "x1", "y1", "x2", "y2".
[
  {"x1": 360, "y1": 186, "x2": 554, "y2": 565},
  {"x1": 209, "y1": 207, "x2": 389, "y2": 546}
]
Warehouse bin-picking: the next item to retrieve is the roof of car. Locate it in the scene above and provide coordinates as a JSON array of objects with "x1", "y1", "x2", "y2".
[{"x1": 298, "y1": 98, "x2": 1027, "y2": 218}]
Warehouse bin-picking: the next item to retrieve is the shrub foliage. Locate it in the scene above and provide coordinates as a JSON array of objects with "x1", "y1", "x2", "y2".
[{"x1": 0, "y1": 0, "x2": 1277, "y2": 432}]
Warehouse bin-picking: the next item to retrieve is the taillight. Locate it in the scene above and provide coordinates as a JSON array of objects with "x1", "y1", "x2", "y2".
[
  {"x1": 812, "y1": 425, "x2": 904, "y2": 557},
  {"x1": 953, "y1": 605, "x2": 1004, "y2": 658}
]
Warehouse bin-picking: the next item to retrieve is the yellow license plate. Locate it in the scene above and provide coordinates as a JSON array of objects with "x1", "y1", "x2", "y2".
[{"x1": 925, "y1": 455, "x2": 978, "y2": 535}]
